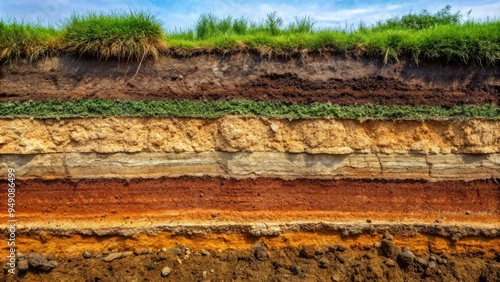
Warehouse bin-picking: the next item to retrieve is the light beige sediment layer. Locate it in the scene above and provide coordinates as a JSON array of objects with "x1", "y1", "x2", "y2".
[
  {"x1": 1, "y1": 117, "x2": 499, "y2": 154},
  {"x1": 1, "y1": 152, "x2": 499, "y2": 180}
]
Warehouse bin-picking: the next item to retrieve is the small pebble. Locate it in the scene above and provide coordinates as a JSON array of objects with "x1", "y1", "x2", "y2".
[
  {"x1": 161, "y1": 267, "x2": 171, "y2": 277},
  {"x1": 254, "y1": 246, "x2": 269, "y2": 261},
  {"x1": 18, "y1": 259, "x2": 29, "y2": 271},
  {"x1": 161, "y1": 247, "x2": 167, "y2": 253},
  {"x1": 373, "y1": 242, "x2": 381, "y2": 248},
  {"x1": 270, "y1": 123, "x2": 280, "y2": 132},
  {"x1": 82, "y1": 250, "x2": 92, "y2": 259},
  {"x1": 415, "y1": 257, "x2": 427, "y2": 267},
  {"x1": 200, "y1": 249, "x2": 211, "y2": 256},
  {"x1": 102, "y1": 252, "x2": 122, "y2": 262},
  {"x1": 465, "y1": 211, "x2": 471, "y2": 215},
  {"x1": 202, "y1": 271, "x2": 207, "y2": 279},
  {"x1": 428, "y1": 261, "x2": 437, "y2": 268},
  {"x1": 398, "y1": 250, "x2": 415, "y2": 266}
]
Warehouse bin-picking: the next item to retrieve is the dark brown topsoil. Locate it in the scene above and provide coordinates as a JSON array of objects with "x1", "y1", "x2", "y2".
[
  {"x1": 3, "y1": 241, "x2": 499, "y2": 282},
  {"x1": 1, "y1": 53, "x2": 498, "y2": 106}
]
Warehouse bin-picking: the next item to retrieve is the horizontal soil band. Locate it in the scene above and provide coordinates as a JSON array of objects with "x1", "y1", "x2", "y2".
[
  {"x1": 1, "y1": 55, "x2": 498, "y2": 106},
  {"x1": 2, "y1": 152, "x2": 499, "y2": 180},
  {"x1": 1, "y1": 117, "x2": 499, "y2": 154},
  {"x1": 11, "y1": 177, "x2": 499, "y2": 223}
]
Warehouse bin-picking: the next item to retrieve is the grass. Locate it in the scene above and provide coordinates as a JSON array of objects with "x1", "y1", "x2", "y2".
[
  {"x1": 63, "y1": 10, "x2": 166, "y2": 61},
  {"x1": 0, "y1": 99, "x2": 498, "y2": 120},
  {"x1": 0, "y1": 21, "x2": 60, "y2": 62},
  {"x1": 0, "y1": 6, "x2": 499, "y2": 64}
]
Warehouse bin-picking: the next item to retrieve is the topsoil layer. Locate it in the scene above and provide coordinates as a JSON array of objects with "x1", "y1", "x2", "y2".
[{"x1": 1, "y1": 53, "x2": 499, "y2": 106}]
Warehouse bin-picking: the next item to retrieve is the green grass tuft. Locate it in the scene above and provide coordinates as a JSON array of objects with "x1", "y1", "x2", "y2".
[
  {"x1": 0, "y1": 99, "x2": 498, "y2": 120},
  {"x1": 0, "y1": 20, "x2": 60, "y2": 62},
  {"x1": 63, "y1": 10, "x2": 166, "y2": 60}
]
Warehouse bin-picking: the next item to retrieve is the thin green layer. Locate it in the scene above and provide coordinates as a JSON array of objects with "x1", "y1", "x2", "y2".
[{"x1": 0, "y1": 99, "x2": 498, "y2": 120}]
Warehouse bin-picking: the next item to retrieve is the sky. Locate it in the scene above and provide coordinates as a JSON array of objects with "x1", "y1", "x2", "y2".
[{"x1": 1, "y1": 0, "x2": 499, "y2": 30}]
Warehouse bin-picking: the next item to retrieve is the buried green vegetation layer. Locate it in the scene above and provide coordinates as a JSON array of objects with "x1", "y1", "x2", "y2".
[
  {"x1": 0, "y1": 99, "x2": 499, "y2": 120},
  {"x1": 0, "y1": 6, "x2": 499, "y2": 64}
]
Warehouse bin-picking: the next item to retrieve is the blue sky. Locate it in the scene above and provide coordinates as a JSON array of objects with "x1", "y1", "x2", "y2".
[{"x1": 1, "y1": 0, "x2": 499, "y2": 30}]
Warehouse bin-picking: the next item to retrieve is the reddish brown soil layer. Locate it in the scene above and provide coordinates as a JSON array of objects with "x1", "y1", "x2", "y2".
[
  {"x1": 14, "y1": 177, "x2": 499, "y2": 223},
  {"x1": 1, "y1": 54, "x2": 498, "y2": 106}
]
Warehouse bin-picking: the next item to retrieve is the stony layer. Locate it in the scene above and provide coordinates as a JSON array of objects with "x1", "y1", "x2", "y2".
[
  {"x1": 2, "y1": 152, "x2": 500, "y2": 180},
  {"x1": 1, "y1": 117, "x2": 500, "y2": 154},
  {"x1": 1, "y1": 55, "x2": 499, "y2": 106},
  {"x1": 2, "y1": 241, "x2": 499, "y2": 282}
]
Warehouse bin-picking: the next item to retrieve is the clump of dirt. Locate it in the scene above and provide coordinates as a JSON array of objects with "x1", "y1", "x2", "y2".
[{"x1": 3, "y1": 239, "x2": 499, "y2": 282}]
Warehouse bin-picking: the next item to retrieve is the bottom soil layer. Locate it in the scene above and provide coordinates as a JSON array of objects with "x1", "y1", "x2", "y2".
[{"x1": 2, "y1": 239, "x2": 499, "y2": 282}]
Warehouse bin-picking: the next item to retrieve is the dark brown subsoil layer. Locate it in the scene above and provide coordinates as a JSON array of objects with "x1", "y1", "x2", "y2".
[
  {"x1": 3, "y1": 243, "x2": 500, "y2": 282},
  {"x1": 15, "y1": 177, "x2": 499, "y2": 223},
  {"x1": 1, "y1": 54, "x2": 498, "y2": 106}
]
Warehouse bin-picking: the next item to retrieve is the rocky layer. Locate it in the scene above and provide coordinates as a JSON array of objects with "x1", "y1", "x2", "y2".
[
  {"x1": 1, "y1": 54, "x2": 498, "y2": 106},
  {"x1": 2, "y1": 152, "x2": 500, "y2": 180},
  {"x1": 2, "y1": 242, "x2": 499, "y2": 282},
  {"x1": 1, "y1": 117, "x2": 500, "y2": 155}
]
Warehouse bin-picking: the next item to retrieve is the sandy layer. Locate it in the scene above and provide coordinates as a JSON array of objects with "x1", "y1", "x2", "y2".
[
  {"x1": 1, "y1": 117, "x2": 500, "y2": 155},
  {"x1": 1, "y1": 54, "x2": 498, "y2": 106}
]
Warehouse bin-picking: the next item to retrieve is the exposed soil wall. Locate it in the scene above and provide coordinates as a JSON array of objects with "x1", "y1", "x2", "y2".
[
  {"x1": 1, "y1": 54, "x2": 499, "y2": 106},
  {"x1": 2, "y1": 54, "x2": 499, "y2": 280}
]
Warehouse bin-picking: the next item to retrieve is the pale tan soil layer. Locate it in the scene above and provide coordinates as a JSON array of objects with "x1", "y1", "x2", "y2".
[
  {"x1": 2, "y1": 151, "x2": 500, "y2": 180},
  {"x1": 1, "y1": 117, "x2": 500, "y2": 155},
  {"x1": 1, "y1": 54, "x2": 499, "y2": 106},
  {"x1": 1, "y1": 177, "x2": 498, "y2": 259}
]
